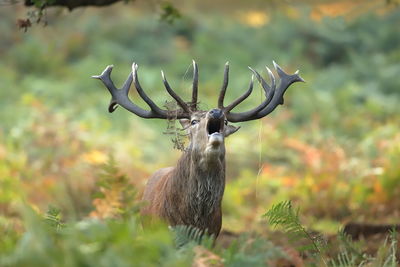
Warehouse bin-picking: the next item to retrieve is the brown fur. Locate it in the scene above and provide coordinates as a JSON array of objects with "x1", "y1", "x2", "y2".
[{"x1": 141, "y1": 110, "x2": 238, "y2": 237}]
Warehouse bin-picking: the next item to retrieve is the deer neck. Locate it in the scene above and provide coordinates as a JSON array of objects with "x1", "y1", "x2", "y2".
[{"x1": 171, "y1": 147, "x2": 226, "y2": 222}]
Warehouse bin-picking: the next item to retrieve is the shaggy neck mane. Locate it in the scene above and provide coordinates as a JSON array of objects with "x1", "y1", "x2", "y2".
[{"x1": 166, "y1": 147, "x2": 226, "y2": 229}]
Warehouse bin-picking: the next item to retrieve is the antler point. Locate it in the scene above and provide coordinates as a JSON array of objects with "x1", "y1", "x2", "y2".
[{"x1": 248, "y1": 67, "x2": 259, "y2": 79}]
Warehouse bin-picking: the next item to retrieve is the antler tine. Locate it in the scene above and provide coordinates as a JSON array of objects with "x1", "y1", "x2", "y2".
[
  {"x1": 132, "y1": 63, "x2": 169, "y2": 116},
  {"x1": 223, "y1": 75, "x2": 254, "y2": 113},
  {"x1": 266, "y1": 66, "x2": 276, "y2": 93},
  {"x1": 92, "y1": 65, "x2": 119, "y2": 113},
  {"x1": 222, "y1": 67, "x2": 275, "y2": 119},
  {"x1": 272, "y1": 61, "x2": 304, "y2": 105},
  {"x1": 225, "y1": 62, "x2": 304, "y2": 122},
  {"x1": 161, "y1": 70, "x2": 191, "y2": 114},
  {"x1": 92, "y1": 64, "x2": 163, "y2": 118},
  {"x1": 248, "y1": 67, "x2": 276, "y2": 113},
  {"x1": 107, "y1": 70, "x2": 135, "y2": 113},
  {"x1": 218, "y1": 62, "x2": 229, "y2": 109},
  {"x1": 191, "y1": 60, "x2": 199, "y2": 110},
  {"x1": 93, "y1": 63, "x2": 191, "y2": 119}
]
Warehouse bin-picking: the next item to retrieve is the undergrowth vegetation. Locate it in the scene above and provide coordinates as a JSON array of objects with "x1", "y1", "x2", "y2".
[
  {"x1": 1, "y1": 2, "x2": 400, "y2": 266},
  {"x1": 1, "y1": 161, "x2": 397, "y2": 266}
]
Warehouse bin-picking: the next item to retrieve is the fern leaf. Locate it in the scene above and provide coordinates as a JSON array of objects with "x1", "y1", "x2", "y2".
[
  {"x1": 170, "y1": 225, "x2": 214, "y2": 248},
  {"x1": 263, "y1": 201, "x2": 327, "y2": 265}
]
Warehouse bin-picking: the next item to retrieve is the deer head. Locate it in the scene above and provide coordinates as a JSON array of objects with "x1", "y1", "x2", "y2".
[
  {"x1": 92, "y1": 61, "x2": 304, "y2": 236},
  {"x1": 178, "y1": 108, "x2": 239, "y2": 168}
]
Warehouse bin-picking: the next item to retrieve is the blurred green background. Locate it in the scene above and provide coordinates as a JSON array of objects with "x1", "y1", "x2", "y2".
[{"x1": 1, "y1": 0, "x2": 400, "y2": 265}]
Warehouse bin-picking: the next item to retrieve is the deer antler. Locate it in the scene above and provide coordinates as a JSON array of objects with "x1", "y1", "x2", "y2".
[
  {"x1": 191, "y1": 60, "x2": 199, "y2": 111},
  {"x1": 93, "y1": 61, "x2": 303, "y2": 122},
  {"x1": 92, "y1": 62, "x2": 197, "y2": 119},
  {"x1": 218, "y1": 62, "x2": 255, "y2": 113},
  {"x1": 221, "y1": 61, "x2": 304, "y2": 122}
]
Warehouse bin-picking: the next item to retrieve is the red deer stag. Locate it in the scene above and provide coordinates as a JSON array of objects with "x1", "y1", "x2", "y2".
[{"x1": 93, "y1": 61, "x2": 303, "y2": 237}]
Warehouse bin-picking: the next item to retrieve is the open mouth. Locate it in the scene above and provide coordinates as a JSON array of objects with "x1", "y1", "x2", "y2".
[{"x1": 207, "y1": 118, "x2": 224, "y2": 136}]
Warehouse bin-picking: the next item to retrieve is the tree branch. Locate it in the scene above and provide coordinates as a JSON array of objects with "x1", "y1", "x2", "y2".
[{"x1": 24, "y1": 0, "x2": 129, "y2": 11}]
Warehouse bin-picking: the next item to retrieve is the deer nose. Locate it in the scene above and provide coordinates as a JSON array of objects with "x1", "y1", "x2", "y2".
[{"x1": 209, "y1": 109, "x2": 223, "y2": 119}]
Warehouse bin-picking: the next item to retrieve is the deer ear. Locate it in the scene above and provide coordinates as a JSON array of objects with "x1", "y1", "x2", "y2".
[
  {"x1": 179, "y1": 119, "x2": 191, "y2": 129},
  {"x1": 224, "y1": 124, "x2": 240, "y2": 137}
]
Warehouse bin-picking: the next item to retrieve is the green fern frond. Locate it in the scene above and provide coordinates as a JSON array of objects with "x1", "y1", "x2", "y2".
[
  {"x1": 330, "y1": 250, "x2": 359, "y2": 267},
  {"x1": 371, "y1": 229, "x2": 398, "y2": 267},
  {"x1": 330, "y1": 230, "x2": 398, "y2": 267},
  {"x1": 170, "y1": 225, "x2": 214, "y2": 248},
  {"x1": 263, "y1": 201, "x2": 327, "y2": 265},
  {"x1": 264, "y1": 201, "x2": 323, "y2": 251},
  {"x1": 336, "y1": 231, "x2": 367, "y2": 262},
  {"x1": 44, "y1": 205, "x2": 65, "y2": 231},
  {"x1": 386, "y1": 229, "x2": 398, "y2": 267}
]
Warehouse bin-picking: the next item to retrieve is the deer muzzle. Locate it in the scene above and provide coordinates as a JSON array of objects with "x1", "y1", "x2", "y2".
[
  {"x1": 206, "y1": 109, "x2": 225, "y2": 148},
  {"x1": 207, "y1": 109, "x2": 224, "y2": 133}
]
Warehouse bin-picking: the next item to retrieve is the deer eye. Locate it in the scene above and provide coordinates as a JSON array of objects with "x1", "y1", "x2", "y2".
[
  {"x1": 224, "y1": 120, "x2": 228, "y2": 125},
  {"x1": 191, "y1": 120, "x2": 199, "y2": 125}
]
